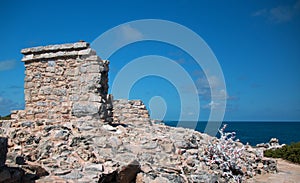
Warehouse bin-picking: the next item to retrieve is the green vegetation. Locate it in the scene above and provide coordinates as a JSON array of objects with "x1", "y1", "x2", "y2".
[
  {"x1": 264, "y1": 142, "x2": 300, "y2": 164},
  {"x1": 0, "y1": 114, "x2": 11, "y2": 120}
]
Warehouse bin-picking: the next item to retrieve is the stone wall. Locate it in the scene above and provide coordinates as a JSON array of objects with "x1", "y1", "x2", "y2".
[
  {"x1": 12, "y1": 41, "x2": 112, "y2": 124},
  {"x1": 113, "y1": 99, "x2": 150, "y2": 126}
]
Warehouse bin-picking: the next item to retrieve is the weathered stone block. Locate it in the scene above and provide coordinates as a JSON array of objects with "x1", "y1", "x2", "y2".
[
  {"x1": 72, "y1": 102, "x2": 101, "y2": 117},
  {"x1": 78, "y1": 48, "x2": 93, "y2": 55},
  {"x1": 74, "y1": 41, "x2": 89, "y2": 49},
  {"x1": 53, "y1": 88, "x2": 67, "y2": 96},
  {"x1": 89, "y1": 93, "x2": 101, "y2": 102},
  {"x1": 87, "y1": 65, "x2": 102, "y2": 73},
  {"x1": 35, "y1": 113, "x2": 47, "y2": 119},
  {"x1": 45, "y1": 67, "x2": 55, "y2": 73},
  {"x1": 79, "y1": 66, "x2": 87, "y2": 73},
  {"x1": 36, "y1": 101, "x2": 48, "y2": 107}
]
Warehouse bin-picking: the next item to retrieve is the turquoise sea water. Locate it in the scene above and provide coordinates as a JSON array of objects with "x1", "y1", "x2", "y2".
[{"x1": 163, "y1": 121, "x2": 300, "y2": 146}]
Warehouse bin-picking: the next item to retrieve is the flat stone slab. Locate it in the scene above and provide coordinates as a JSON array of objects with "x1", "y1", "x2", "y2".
[{"x1": 21, "y1": 41, "x2": 89, "y2": 54}]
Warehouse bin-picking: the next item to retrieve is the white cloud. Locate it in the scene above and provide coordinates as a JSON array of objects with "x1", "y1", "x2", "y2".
[
  {"x1": 202, "y1": 100, "x2": 239, "y2": 112},
  {"x1": 181, "y1": 74, "x2": 238, "y2": 106},
  {"x1": 186, "y1": 111, "x2": 195, "y2": 116},
  {"x1": 111, "y1": 24, "x2": 144, "y2": 48},
  {"x1": 202, "y1": 101, "x2": 221, "y2": 110},
  {"x1": 0, "y1": 60, "x2": 17, "y2": 71},
  {"x1": 213, "y1": 89, "x2": 228, "y2": 100},
  {"x1": 196, "y1": 75, "x2": 226, "y2": 99},
  {"x1": 252, "y1": 0, "x2": 300, "y2": 23},
  {"x1": 119, "y1": 25, "x2": 143, "y2": 42},
  {"x1": 252, "y1": 9, "x2": 267, "y2": 17},
  {"x1": 196, "y1": 75, "x2": 220, "y2": 89}
]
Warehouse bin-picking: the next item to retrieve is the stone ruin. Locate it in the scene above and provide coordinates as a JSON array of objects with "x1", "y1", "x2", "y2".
[
  {"x1": 0, "y1": 41, "x2": 278, "y2": 183},
  {"x1": 12, "y1": 41, "x2": 114, "y2": 125}
]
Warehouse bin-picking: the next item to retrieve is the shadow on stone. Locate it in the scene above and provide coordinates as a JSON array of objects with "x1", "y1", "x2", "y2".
[{"x1": 98, "y1": 160, "x2": 140, "y2": 183}]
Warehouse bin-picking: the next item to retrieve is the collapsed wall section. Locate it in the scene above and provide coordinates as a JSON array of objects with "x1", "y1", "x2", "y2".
[
  {"x1": 113, "y1": 99, "x2": 150, "y2": 126},
  {"x1": 14, "y1": 41, "x2": 112, "y2": 124}
]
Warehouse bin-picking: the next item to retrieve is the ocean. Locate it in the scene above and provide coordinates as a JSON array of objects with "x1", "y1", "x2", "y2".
[{"x1": 163, "y1": 121, "x2": 300, "y2": 146}]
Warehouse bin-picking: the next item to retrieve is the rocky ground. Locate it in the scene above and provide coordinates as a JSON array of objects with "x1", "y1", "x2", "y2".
[
  {"x1": 0, "y1": 99, "x2": 283, "y2": 183},
  {"x1": 0, "y1": 117, "x2": 278, "y2": 182}
]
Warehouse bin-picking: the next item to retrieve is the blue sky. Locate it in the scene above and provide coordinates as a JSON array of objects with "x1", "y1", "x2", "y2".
[{"x1": 0, "y1": 0, "x2": 299, "y2": 121}]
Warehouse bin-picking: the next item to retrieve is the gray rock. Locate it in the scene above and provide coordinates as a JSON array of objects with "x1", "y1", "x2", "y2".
[
  {"x1": 72, "y1": 103, "x2": 100, "y2": 117},
  {"x1": 269, "y1": 138, "x2": 279, "y2": 144},
  {"x1": 21, "y1": 121, "x2": 33, "y2": 127},
  {"x1": 142, "y1": 141, "x2": 157, "y2": 149},
  {"x1": 174, "y1": 141, "x2": 189, "y2": 149},
  {"x1": 256, "y1": 143, "x2": 269, "y2": 148},
  {"x1": 84, "y1": 163, "x2": 103, "y2": 172},
  {"x1": 48, "y1": 60, "x2": 56, "y2": 67},
  {"x1": 161, "y1": 174, "x2": 184, "y2": 182},
  {"x1": 190, "y1": 172, "x2": 220, "y2": 183},
  {"x1": 54, "y1": 169, "x2": 72, "y2": 176},
  {"x1": 36, "y1": 101, "x2": 48, "y2": 107},
  {"x1": 80, "y1": 66, "x2": 87, "y2": 73},
  {"x1": 153, "y1": 176, "x2": 170, "y2": 183},
  {"x1": 62, "y1": 170, "x2": 83, "y2": 179},
  {"x1": 54, "y1": 130, "x2": 69, "y2": 140},
  {"x1": 53, "y1": 88, "x2": 67, "y2": 96}
]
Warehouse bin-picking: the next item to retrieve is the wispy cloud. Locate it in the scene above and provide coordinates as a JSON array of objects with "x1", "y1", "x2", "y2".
[
  {"x1": 196, "y1": 75, "x2": 228, "y2": 100},
  {"x1": 111, "y1": 24, "x2": 144, "y2": 47},
  {"x1": 167, "y1": 50, "x2": 187, "y2": 65},
  {"x1": 252, "y1": 0, "x2": 300, "y2": 23},
  {"x1": 180, "y1": 73, "x2": 239, "y2": 104},
  {"x1": 195, "y1": 75, "x2": 240, "y2": 112},
  {"x1": 0, "y1": 60, "x2": 17, "y2": 71},
  {"x1": 197, "y1": 75, "x2": 222, "y2": 89},
  {"x1": 119, "y1": 25, "x2": 143, "y2": 42},
  {"x1": 202, "y1": 101, "x2": 221, "y2": 110},
  {"x1": 202, "y1": 100, "x2": 240, "y2": 112},
  {"x1": 252, "y1": 9, "x2": 268, "y2": 17},
  {"x1": 227, "y1": 95, "x2": 240, "y2": 101}
]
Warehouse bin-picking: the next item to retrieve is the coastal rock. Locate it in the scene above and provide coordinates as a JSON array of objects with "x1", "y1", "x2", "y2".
[
  {"x1": 0, "y1": 41, "x2": 279, "y2": 182},
  {"x1": 256, "y1": 143, "x2": 269, "y2": 148},
  {"x1": 1, "y1": 117, "x2": 279, "y2": 182},
  {"x1": 256, "y1": 138, "x2": 285, "y2": 150}
]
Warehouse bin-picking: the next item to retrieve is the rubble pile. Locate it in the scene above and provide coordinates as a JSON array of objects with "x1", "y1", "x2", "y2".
[{"x1": 0, "y1": 116, "x2": 277, "y2": 183}]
